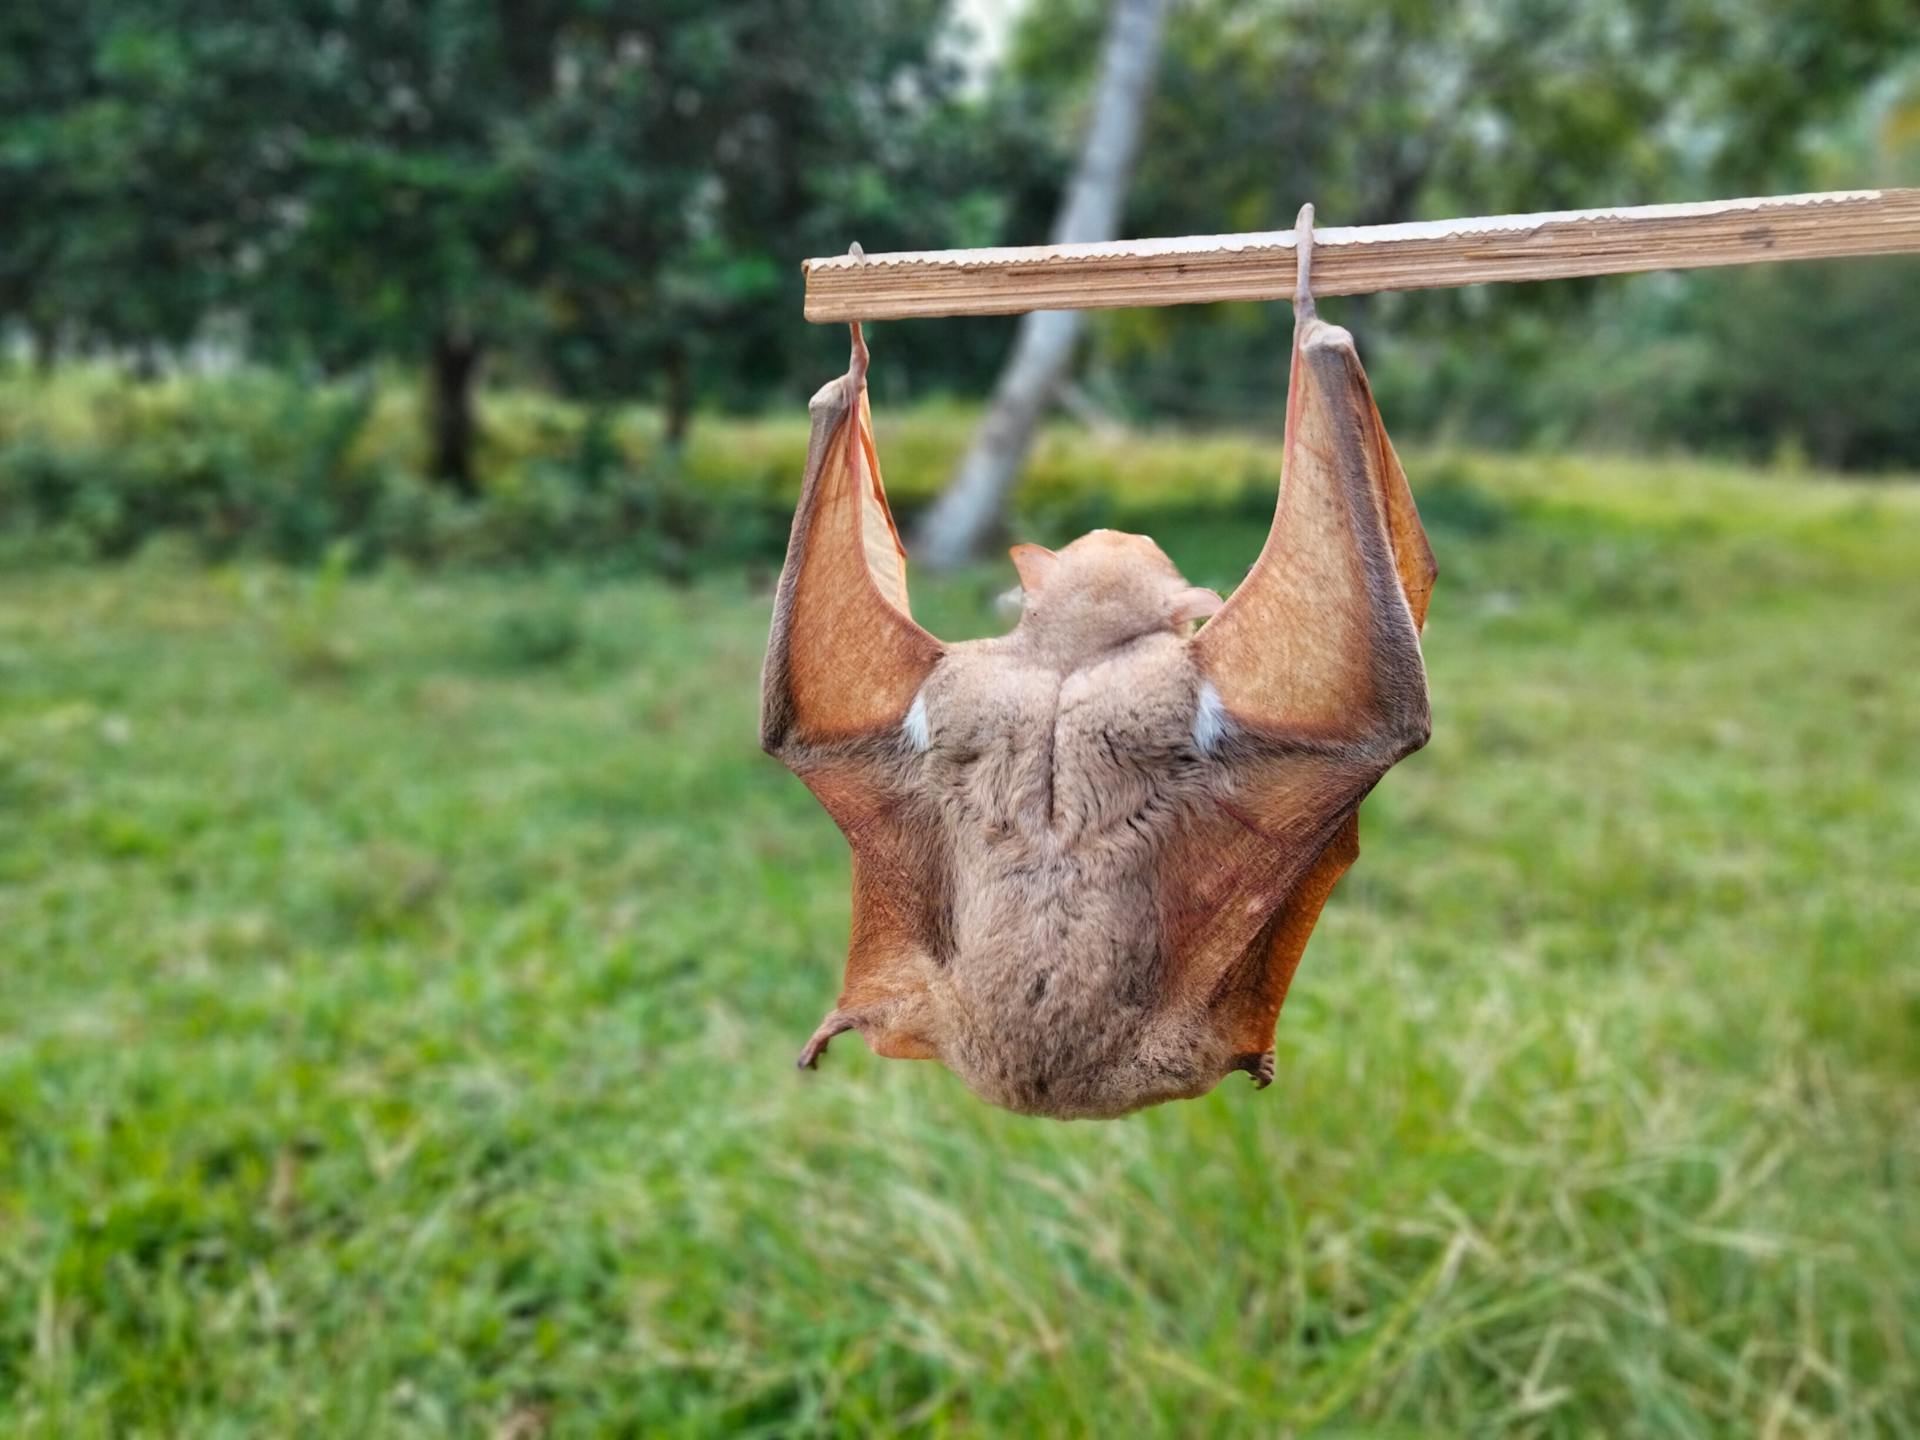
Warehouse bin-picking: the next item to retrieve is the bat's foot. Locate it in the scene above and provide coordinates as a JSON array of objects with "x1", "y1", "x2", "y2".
[
  {"x1": 1235, "y1": 1050, "x2": 1276, "y2": 1090},
  {"x1": 797, "y1": 1011, "x2": 856, "y2": 1070}
]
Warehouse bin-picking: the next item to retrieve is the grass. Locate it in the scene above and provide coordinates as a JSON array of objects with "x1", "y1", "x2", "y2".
[{"x1": 1, "y1": 427, "x2": 1917, "y2": 1436}]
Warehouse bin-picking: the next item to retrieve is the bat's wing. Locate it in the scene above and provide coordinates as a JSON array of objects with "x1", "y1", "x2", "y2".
[
  {"x1": 761, "y1": 327, "x2": 942, "y2": 756},
  {"x1": 1169, "y1": 300, "x2": 1435, "y2": 1071},
  {"x1": 761, "y1": 328, "x2": 946, "y2": 1067},
  {"x1": 1192, "y1": 312, "x2": 1432, "y2": 765}
]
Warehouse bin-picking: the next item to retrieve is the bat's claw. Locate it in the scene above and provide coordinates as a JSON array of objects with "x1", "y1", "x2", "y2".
[
  {"x1": 797, "y1": 1011, "x2": 856, "y2": 1071},
  {"x1": 1236, "y1": 1050, "x2": 1276, "y2": 1089}
]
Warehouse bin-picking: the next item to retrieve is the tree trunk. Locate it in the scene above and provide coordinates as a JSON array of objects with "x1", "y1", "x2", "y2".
[
  {"x1": 913, "y1": 0, "x2": 1169, "y2": 569},
  {"x1": 29, "y1": 321, "x2": 56, "y2": 376},
  {"x1": 429, "y1": 331, "x2": 482, "y2": 497},
  {"x1": 662, "y1": 342, "x2": 693, "y2": 450}
]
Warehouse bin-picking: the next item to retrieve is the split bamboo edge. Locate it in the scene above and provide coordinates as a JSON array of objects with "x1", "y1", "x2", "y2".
[{"x1": 802, "y1": 188, "x2": 1920, "y2": 322}]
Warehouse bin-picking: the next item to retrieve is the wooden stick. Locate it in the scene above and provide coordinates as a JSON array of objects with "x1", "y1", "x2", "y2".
[{"x1": 803, "y1": 189, "x2": 1920, "y2": 322}]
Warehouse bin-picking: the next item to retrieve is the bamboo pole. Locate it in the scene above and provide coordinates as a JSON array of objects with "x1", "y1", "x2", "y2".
[{"x1": 802, "y1": 188, "x2": 1920, "y2": 322}]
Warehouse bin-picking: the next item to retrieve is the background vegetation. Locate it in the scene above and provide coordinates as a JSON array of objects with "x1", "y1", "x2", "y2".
[
  {"x1": 7, "y1": 0, "x2": 1920, "y2": 508},
  {"x1": 4, "y1": 437, "x2": 1918, "y2": 1434},
  {"x1": 4, "y1": 1, "x2": 1918, "y2": 1434}
]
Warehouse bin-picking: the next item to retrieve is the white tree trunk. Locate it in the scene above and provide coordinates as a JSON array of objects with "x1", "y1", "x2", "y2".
[{"x1": 913, "y1": 0, "x2": 1169, "y2": 569}]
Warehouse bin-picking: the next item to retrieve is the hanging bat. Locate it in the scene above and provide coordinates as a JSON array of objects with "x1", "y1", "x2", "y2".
[{"x1": 761, "y1": 215, "x2": 1435, "y2": 1119}]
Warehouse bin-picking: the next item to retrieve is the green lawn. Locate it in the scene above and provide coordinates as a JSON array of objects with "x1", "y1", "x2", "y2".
[{"x1": 2, "y1": 438, "x2": 1917, "y2": 1436}]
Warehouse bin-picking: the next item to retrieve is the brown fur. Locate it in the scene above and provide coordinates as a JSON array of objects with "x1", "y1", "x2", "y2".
[{"x1": 764, "y1": 314, "x2": 1435, "y2": 1119}]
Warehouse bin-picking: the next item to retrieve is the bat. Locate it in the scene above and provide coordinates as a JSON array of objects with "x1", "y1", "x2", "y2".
[{"x1": 761, "y1": 216, "x2": 1435, "y2": 1119}]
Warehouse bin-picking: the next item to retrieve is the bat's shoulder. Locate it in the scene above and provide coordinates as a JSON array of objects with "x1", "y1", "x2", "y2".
[
  {"x1": 926, "y1": 636, "x2": 1048, "y2": 698},
  {"x1": 920, "y1": 640, "x2": 1057, "y2": 743},
  {"x1": 918, "y1": 631, "x2": 1208, "y2": 762},
  {"x1": 1054, "y1": 632, "x2": 1208, "y2": 759}
]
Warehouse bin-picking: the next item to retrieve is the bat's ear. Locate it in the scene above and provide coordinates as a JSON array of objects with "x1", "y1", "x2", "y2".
[
  {"x1": 1169, "y1": 585, "x2": 1224, "y2": 625},
  {"x1": 1009, "y1": 544, "x2": 1058, "y2": 593}
]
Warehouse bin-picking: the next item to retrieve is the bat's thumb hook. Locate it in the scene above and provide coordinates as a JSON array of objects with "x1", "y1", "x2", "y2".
[
  {"x1": 1293, "y1": 204, "x2": 1316, "y2": 320},
  {"x1": 845, "y1": 242, "x2": 870, "y2": 386}
]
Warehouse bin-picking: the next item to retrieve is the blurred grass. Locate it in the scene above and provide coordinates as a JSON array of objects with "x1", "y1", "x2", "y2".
[{"x1": 1, "y1": 426, "x2": 1917, "y2": 1435}]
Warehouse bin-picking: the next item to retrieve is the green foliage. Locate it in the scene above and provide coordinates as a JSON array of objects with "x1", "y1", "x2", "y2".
[
  {"x1": 1670, "y1": 255, "x2": 1920, "y2": 469},
  {"x1": 9, "y1": 361, "x2": 1920, "y2": 576},
  {"x1": 7, "y1": 3, "x2": 1920, "y2": 471},
  {"x1": 0, "y1": 2, "x2": 1013, "y2": 432},
  {"x1": 483, "y1": 596, "x2": 586, "y2": 671},
  {"x1": 0, "y1": 366, "x2": 803, "y2": 570},
  {"x1": 0, "y1": 3, "x2": 274, "y2": 353},
  {"x1": 0, "y1": 369, "x2": 393, "y2": 562},
  {"x1": 273, "y1": 541, "x2": 360, "y2": 680},
  {"x1": 1001, "y1": 2, "x2": 1920, "y2": 463},
  {"x1": 2, "y1": 443, "x2": 1918, "y2": 1433}
]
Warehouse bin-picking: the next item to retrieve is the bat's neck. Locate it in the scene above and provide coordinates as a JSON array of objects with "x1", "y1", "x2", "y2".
[{"x1": 1009, "y1": 615, "x2": 1176, "y2": 673}]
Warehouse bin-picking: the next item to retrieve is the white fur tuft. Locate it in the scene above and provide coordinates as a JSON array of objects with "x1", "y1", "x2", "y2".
[
  {"x1": 1191, "y1": 680, "x2": 1232, "y2": 754},
  {"x1": 903, "y1": 689, "x2": 932, "y2": 752}
]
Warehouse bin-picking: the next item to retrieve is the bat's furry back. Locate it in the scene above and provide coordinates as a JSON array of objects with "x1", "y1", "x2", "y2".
[
  {"x1": 763, "y1": 316, "x2": 1435, "y2": 1119},
  {"x1": 900, "y1": 616, "x2": 1253, "y2": 1117}
]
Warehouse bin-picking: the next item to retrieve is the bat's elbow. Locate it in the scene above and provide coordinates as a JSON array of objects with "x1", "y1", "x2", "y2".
[
  {"x1": 1395, "y1": 706, "x2": 1433, "y2": 761},
  {"x1": 758, "y1": 710, "x2": 789, "y2": 760},
  {"x1": 1367, "y1": 703, "x2": 1431, "y2": 769},
  {"x1": 759, "y1": 688, "x2": 796, "y2": 759}
]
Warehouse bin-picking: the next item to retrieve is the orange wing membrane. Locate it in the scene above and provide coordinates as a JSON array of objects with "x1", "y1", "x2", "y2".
[
  {"x1": 1173, "y1": 269, "x2": 1436, "y2": 1074},
  {"x1": 761, "y1": 327, "x2": 942, "y2": 754},
  {"x1": 761, "y1": 328, "x2": 947, "y2": 1068}
]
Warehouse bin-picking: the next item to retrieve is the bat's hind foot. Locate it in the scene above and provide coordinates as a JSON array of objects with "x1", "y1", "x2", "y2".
[
  {"x1": 797, "y1": 1011, "x2": 857, "y2": 1070},
  {"x1": 1235, "y1": 1050, "x2": 1276, "y2": 1089}
]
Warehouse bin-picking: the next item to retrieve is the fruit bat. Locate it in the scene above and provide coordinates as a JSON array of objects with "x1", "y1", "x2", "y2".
[{"x1": 761, "y1": 214, "x2": 1435, "y2": 1119}]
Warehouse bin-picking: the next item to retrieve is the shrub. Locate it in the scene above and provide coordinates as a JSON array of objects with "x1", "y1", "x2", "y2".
[{"x1": 0, "y1": 365, "x2": 798, "y2": 573}]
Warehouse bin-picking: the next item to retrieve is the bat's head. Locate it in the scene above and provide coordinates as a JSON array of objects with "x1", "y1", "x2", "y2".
[{"x1": 1008, "y1": 531, "x2": 1221, "y2": 662}]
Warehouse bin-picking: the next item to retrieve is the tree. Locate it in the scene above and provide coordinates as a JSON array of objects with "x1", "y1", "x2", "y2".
[
  {"x1": 913, "y1": 0, "x2": 1170, "y2": 569},
  {"x1": 0, "y1": 5, "x2": 283, "y2": 368},
  {"x1": 529, "y1": 0, "x2": 1003, "y2": 436},
  {"x1": 2, "y1": 2, "x2": 989, "y2": 490},
  {"x1": 1123, "y1": 0, "x2": 1920, "y2": 421},
  {"x1": 247, "y1": 1, "x2": 691, "y2": 493},
  {"x1": 904, "y1": 0, "x2": 1920, "y2": 546},
  {"x1": 248, "y1": 0, "x2": 985, "y2": 489}
]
